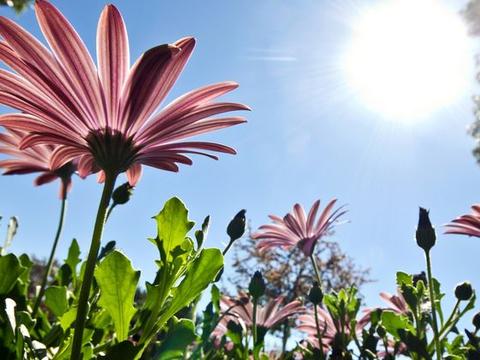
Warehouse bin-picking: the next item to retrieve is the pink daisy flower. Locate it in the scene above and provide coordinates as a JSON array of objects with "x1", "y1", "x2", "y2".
[
  {"x1": 0, "y1": 0, "x2": 249, "y2": 186},
  {"x1": 252, "y1": 199, "x2": 347, "y2": 257},
  {"x1": 212, "y1": 291, "x2": 304, "y2": 340},
  {"x1": 0, "y1": 128, "x2": 76, "y2": 198},
  {"x1": 444, "y1": 204, "x2": 480, "y2": 238}
]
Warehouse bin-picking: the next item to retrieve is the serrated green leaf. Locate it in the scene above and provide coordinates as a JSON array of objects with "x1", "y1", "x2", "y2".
[
  {"x1": 396, "y1": 271, "x2": 412, "y2": 287},
  {"x1": 45, "y1": 286, "x2": 68, "y2": 317},
  {"x1": 151, "y1": 197, "x2": 194, "y2": 263},
  {"x1": 95, "y1": 250, "x2": 140, "y2": 341},
  {"x1": 155, "y1": 318, "x2": 197, "y2": 360},
  {"x1": 0, "y1": 254, "x2": 25, "y2": 295},
  {"x1": 156, "y1": 248, "x2": 223, "y2": 329}
]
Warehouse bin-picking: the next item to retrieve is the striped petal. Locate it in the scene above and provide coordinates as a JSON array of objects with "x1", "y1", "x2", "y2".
[
  {"x1": 35, "y1": 0, "x2": 105, "y2": 127},
  {"x1": 97, "y1": 4, "x2": 129, "y2": 127}
]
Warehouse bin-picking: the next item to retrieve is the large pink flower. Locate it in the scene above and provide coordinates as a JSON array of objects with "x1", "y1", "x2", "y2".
[
  {"x1": 0, "y1": 1, "x2": 248, "y2": 186},
  {"x1": 0, "y1": 128, "x2": 76, "y2": 198},
  {"x1": 212, "y1": 292, "x2": 304, "y2": 340},
  {"x1": 444, "y1": 205, "x2": 480, "y2": 238},
  {"x1": 252, "y1": 199, "x2": 347, "y2": 256}
]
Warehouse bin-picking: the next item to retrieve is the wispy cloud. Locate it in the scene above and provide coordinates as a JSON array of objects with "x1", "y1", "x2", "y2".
[
  {"x1": 246, "y1": 55, "x2": 297, "y2": 62},
  {"x1": 246, "y1": 48, "x2": 297, "y2": 62}
]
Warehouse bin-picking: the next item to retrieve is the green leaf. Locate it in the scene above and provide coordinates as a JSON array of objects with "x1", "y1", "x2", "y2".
[
  {"x1": 45, "y1": 286, "x2": 68, "y2": 317},
  {"x1": 95, "y1": 250, "x2": 140, "y2": 341},
  {"x1": 156, "y1": 248, "x2": 223, "y2": 329},
  {"x1": 65, "y1": 239, "x2": 81, "y2": 275},
  {"x1": 381, "y1": 311, "x2": 414, "y2": 338},
  {"x1": 155, "y1": 318, "x2": 197, "y2": 360},
  {"x1": 0, "y1": 254, "x2": 25, "y2": 294},
  {"x1": 396, "y1": 271, "x2": 412, "y2": 287},
  {"x1": 151, "y1": 197, "x2": 194, "y2": 263},
  {"x1": 59, "y1": 307, "x2": 77, "y2": 331}
]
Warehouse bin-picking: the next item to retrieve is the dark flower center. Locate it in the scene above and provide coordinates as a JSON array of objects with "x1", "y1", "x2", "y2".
[
  {"x1": 86, "y1": 129, "x2": 137, "y2": 174},
  {"x1": 54, "y1": 161, "x2": 76, "y2": 181}
]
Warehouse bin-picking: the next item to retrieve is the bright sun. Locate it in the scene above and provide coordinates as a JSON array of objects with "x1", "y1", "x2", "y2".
[{"x1": 345, "y1": 0, "x2": 472, "y2": 121}]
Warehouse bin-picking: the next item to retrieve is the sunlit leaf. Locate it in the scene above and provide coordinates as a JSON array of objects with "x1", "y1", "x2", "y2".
[
  {"x1": 95, "y1": 250, "x2": 140, "y2": 341},
  {"x1": 156, "y1": 248, "x2": 223, "y2": 329},
  {"x1": 45, "y1": 286, "x2": 68, "y2": 317}
]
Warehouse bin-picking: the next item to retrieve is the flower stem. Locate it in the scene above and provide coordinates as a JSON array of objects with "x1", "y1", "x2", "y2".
[
  {"x1": 314, "y1": 305, "x2": 325, "y2": 359},
  {"x1": 32, "y1": 193, "x2": 68, "y2": 316},
  {"x1": 252, "y1": 298, "x2": 258, "y2": 358},
  {"x1": 310, "y1": 254, "x2": 322, "y2": 287},
  {"x1": 71, "y1": 173, "x2": 116, "y2": 360},
  {"x1": 425, "y1": 250, "x2": 441, "y2": 360}
]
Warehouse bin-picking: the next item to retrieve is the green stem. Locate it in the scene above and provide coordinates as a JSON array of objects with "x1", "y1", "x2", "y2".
[
  {"x1": 105, "y1": 203, "x2": 116, "y2": 222},
  {"x1": 314, "y1": 305, "x2": 325, "y2": 359},
  {"x1": 252, "y1": 298, "x2": 258, "y2": 359},
  {"x1": 71, "y1": 172, "x2": 116, "y2": 360},
  {"x1": 425, "y1": 250, "x2": 442, "y2": 360},
  {"x1": 32, "y1": 194, "x2": 68, "y2": 316},
  {"x1": 222, "y1": 239, "x2": 234, "y2": 256},
  {"x1": 310, "y1": 254, "x2": 322, "y2": 287}
]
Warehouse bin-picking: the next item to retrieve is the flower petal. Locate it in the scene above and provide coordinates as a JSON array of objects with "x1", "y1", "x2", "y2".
[
  {"x1": 35, "y1": 0, "x2": 105, "y2": 127},
  {"x1": 97, "y1": 4, "x2": 129, "y2": 127}
]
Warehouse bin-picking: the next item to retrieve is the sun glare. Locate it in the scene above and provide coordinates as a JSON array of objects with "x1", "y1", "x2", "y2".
[{"x1": 345, "y1": 0, "x2": 472, "y2": 121}]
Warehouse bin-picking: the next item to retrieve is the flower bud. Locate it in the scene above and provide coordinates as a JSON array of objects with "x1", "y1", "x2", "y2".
[
  {"x1": 412, "y1": 271, "x2": 427, "y2": 287},
  {"x1": 416, "y1": 208, "x2": 436, "y2": 252},
  {"x1": 227, "y1": 209, "x2": 246, "y2": 241},
  {"x1": 455, "y1": 281, "x2": 473, "y2": 301},
  {"x1": 376, "y1": 325, "x2": 386, "y2": 338},
  {"x1": 308, "y1": 282, "x2": 323, "y2": 305},
  {"x1": 472, "y1": 312, "x2": 480, "y2": 329},
  {"x1": 249, "y1": 271, "x2": 265, "y2": 300},
  {"x1": 112, "y1": 182, "x2": 134, "y2": 206}
]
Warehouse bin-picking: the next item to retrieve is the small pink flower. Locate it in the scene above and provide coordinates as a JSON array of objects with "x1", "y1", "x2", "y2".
[
  {"x1": 0, "y1": 128, "x2": 76, "y2": 198},
  {"x1": 252, "y1": 199, "x2": 347, "y2": 256},
  {"x1": 297, "y1": 306, "x2": 348, "y2": 352},
  {"x1": 444, "y1": 204, "x2": 480, "y2": 238},
  {"x1": 212, "y1": 291, "x2": 304, "y2": 340},
  {"x1": 0, "y1": 1, "x2": 248, "y2": 186}
]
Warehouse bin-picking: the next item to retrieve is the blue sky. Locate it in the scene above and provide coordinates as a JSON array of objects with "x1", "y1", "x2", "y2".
[{"x1": 1, "y1": 0, "x2": 479, "y2": 317}]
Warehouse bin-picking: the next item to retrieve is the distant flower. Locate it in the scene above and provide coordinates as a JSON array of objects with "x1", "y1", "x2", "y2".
[
  {"x1": 252, "y1": 199, "x2": 346, "y2": 256},
  {"x1": 0, "y1": 1, "x2": 248, "y2": 186},
  {"x1": 212, "y1": 291, "x2": 304, "y2": 340},
  {"x1": 444, "y1": 205, "x2": 480, "y2": 238},
  {"x1": 357, "y1": 291, "x2": 410, "y2": 328},
  {"x1": 0, "y1": 128, "x2": 76, "y2": 198},
  {"x1": 297, "y1": 306, "x2": 359, "y2": 352}
]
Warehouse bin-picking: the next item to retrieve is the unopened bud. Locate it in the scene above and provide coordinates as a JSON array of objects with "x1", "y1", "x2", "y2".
[
  {"x1": 112, "y1": 182, "x2": 134, "y2": 206},
  {"x1": 455, "y1": 281, "x2": 473, "y2": 301},
  {"x1": 416, "y1": 208, "x2": 436, "y2": 252},
  {"x1": 308, "y1": 282, "x2": 323, "y2": 305},
  {"x1": 472, "y1": 312, "x2": 480, "y2": 329},
  {"x1": 412, "y1": 271, "x2": 427, "y2": 287},
  {"x1": 377, "y1": 325, "x2": 386, "y2": 338},
  {"x1": 249, "y1": 271, "x2": 265, "y2": 300},
  {"x1": 227, "y1": 209, "x2": 246, "y2": 241}
]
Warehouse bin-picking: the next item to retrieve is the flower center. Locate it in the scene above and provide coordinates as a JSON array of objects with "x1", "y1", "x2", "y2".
[
  {"x1": 86, "y1": 129, "x2": 137, "y2": 174},
  {"x1": 54, "y1": 161, "x2": 76, "y2": 180}
]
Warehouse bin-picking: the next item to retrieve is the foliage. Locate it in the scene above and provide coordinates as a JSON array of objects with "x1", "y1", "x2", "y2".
[{"x1": 0, "y1": 197, "x2": 223, "y2": 359}]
